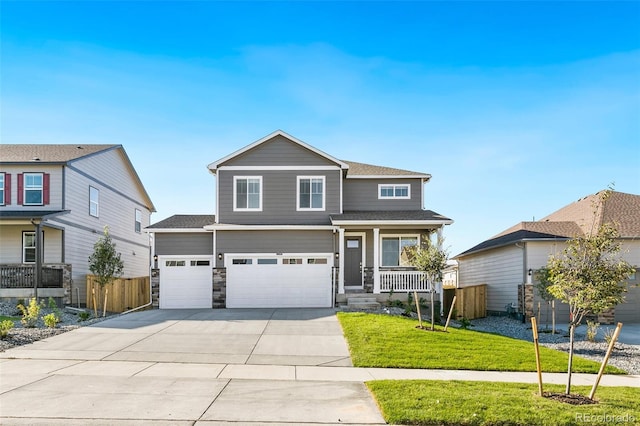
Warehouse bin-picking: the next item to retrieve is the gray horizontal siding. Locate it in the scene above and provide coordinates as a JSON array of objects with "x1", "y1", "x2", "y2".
[
  {"x1": 343, "y1": 179, "x2": 422, "y2": 211},
  {"x1": 155, "y1": 232, "x2": 213, "y2": 255},
  {"x1": 220, "y1": 135, "x2": 337, "y2": 167},
  {"x1": 217, "y1": 230, "x2": 334, "y2": 266},
  {"x1": 218, "y1": 170, "x2": 341, "y2": 225}
]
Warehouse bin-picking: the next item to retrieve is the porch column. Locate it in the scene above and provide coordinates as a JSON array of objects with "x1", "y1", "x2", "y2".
[
  {"x1": 338, "y1": 228, "x2": 345, "y2": 294},
  {"x1": 373, "y1": 228, "x2": 380, "y2": 294}
]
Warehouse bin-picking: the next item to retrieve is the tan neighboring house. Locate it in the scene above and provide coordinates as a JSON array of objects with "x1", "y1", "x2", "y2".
[
  {"x1": 0, "y1": 144, "x2": 155, "y2": 306},
  {"x1": 454, "y1": 191, "x2": 640, "y2": 324}
]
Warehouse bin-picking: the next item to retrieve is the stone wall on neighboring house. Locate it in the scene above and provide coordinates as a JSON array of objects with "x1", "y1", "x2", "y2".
[
  {"x1": 151, "y1": 268, "x2": 160, "y2": 308},
  {"x1": 518, "y1": 283, "x2": 535, "y2": 320}
]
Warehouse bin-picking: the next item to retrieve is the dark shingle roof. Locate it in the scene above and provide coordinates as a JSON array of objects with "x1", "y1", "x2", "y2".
[
  {"x1": 331, "y1": 210, "x2": 452, "y2": 223},
  {"x1": 0, "y1": 145, "x2": 118, "y2": 163},
  {"x1": 455, "y1": 190, "x2": 640, "y2": 258},
  {"x1": 147, "y1": 215, "x2": 216, "y2": 230},
  {"x1": 0, "y1": 210, "x2": 68, "y2": 219},
  {"x1": 342, "y1": 160, "x2": 430, "y2": 178}
]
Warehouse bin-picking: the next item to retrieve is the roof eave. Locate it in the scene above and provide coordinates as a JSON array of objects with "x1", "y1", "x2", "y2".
[{"x1": 330, "y1": 219, "x2": 453, "y2": 226}]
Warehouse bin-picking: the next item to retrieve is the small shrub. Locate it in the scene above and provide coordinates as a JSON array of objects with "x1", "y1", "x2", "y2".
[
  {"x1": 43, "y1": 313, "x2": 59, "y2": 328},
  {"x1": 603, "y1": 328, "x2": 616, "y2": 345},
  {"x1": 586, "y1": 321, "x2": 599, "y2": 342},
  {"x1": 458, "y1": 317, "x2": 472, "y2": 329},
  {"x1": 0, "y1": 319, "x2": 14, "y2": 339},
  {"x1": 78, "y1": 311, "x2": 91, "y2": 322},
  {"x1": 17, "y1": 298, "x2": 43, "y2": 328}
]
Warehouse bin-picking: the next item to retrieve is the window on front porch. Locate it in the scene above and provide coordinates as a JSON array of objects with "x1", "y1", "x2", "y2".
[{"x1": 381, "y1": 236, "x2": 418, "y2": 267}]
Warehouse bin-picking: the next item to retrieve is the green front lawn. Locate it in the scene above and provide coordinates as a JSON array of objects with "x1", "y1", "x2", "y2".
[
  {"x1": 337, "y1": 312, "x2": 622, "y2": 374},
  {"x1": 367, "y1": 380, "x2": 639, "y2": 426},
  {"x1": 0, "y1": 315, "x2": 19, "y2": 322}
]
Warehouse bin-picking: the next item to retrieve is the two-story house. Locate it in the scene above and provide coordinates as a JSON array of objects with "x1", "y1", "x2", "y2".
[
  {"x1": 147, "y1": 130, "x2": 452, "y2": 309},
  {"x1": 0, "y1": 144, "x2": 155, "y2": 306}
]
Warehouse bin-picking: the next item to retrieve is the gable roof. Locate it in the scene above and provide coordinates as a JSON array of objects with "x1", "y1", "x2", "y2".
[
  {"x1": 342, "y1": 160, "x2": 431, "y2": 180},
  {"x1": 1, "y1": 144, "x2": 156, "y2": 212},
  {"x1": 455, "y1": 190, "x2": 640, "y2": 258},
  {"x1": 0, "y1": 144, "x2": 118, "y2": 163},
  {"x1": 146, "y1": 214, "x2": 216, "y2": 230},
  {"x1": 207, "y1": 130, "x2": 350, "y2": 172}
]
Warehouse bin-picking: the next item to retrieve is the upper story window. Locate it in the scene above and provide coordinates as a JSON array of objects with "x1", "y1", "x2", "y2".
[
  {"x1": 381, "y1": 235, "x2": 418, "y2": 267},
  {"x1": 297, "y1": 176, "x2": 325, "y2": 211},
  {"x1": 379, "y1": 184, "x2": 410, "y2": 200},
  {"x1": 0, "y1": 173, "x2": 4, "y2": 206},
  {"x1": 23, "y1": 173, "x2": 44, "y2": 205},
  {"x1": 89, "y1": 186, "x2": 99, "y2": 217},
  {"x1": 135, "y1": 209, "x2": 142, "y2": 233},
  {"x1": 234, "y1": 176, "x2": 262, "y2": 211}
]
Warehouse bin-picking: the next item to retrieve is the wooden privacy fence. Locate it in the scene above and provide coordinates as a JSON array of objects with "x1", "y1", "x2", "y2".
[
  {"x1": 443, "y1": 284, "x2": 487, "y2": 320},
  {"x1": 86, "y1": 275, "x2": 150, "y2": 313}
]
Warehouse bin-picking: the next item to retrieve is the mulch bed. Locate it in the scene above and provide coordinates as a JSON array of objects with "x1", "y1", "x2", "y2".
[{"x1": 543, "y1": 392, "x2": 597, "y2": 405}]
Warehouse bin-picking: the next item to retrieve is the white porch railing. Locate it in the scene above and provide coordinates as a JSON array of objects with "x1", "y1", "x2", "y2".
[{"x1": 379, "y1": 270, "x2": 431, "y2": 292}]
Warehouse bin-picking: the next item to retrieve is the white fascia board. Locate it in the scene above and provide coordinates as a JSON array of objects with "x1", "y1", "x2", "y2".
[
  {"x1": 207, "y1": 130, "x2": 350, "y2": 172},
  {"x1": 204, "y1": 224, "x2": 337, "y2": 231},
  {"x1": 144, "y1": 228, "x2": 211, "y2": 233},
  {"x1": 217, "y1": 165, "x2": 341, "y2": 171},
  {"x1": 331, "y1": 220, "x2": 454, "y2": 227},
  {"x1": 347, "y1": 175, "x2": 432, "y2": 180}
]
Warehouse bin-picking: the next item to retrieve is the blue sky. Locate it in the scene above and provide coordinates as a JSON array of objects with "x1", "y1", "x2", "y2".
[{"x1": 2, "y1": 1, "x2": 639, "y2": 256}]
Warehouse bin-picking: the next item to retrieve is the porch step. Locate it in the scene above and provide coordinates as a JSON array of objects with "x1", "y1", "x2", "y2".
[{"x1": 346, "y1": 296, "x2": 381, "y2": 310}]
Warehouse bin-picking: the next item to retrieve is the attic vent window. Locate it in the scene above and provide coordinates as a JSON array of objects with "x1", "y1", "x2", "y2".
[
  {"x1": 76, "y1": 146, "x2": 84, "y2": 149},
  {"x1": 31, "y1": 157, "x2": 40, "y2": 161}
]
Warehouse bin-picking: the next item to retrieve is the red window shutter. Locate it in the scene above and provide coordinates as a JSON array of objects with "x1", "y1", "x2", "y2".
[
  {"x1": 4, "y1": 174, "x2": 10, "y2": 205},
  {"x1": 43, "y1": 173, "x2": 50, "y2": 205},
  {"x1": 17, "y1": 173, "x2": 23, "y2": 205}
]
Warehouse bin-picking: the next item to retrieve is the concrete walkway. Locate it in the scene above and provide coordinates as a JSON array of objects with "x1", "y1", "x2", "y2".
[{"x1": 1, "y1": 309, "x2": 638, "y2": 425}]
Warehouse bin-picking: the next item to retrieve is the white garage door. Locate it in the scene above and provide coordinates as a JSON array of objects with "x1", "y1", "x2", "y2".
[
  {"x1": 226, "y1": 254, "x2": 332, "y2": 308},
  {"x1": 159, "y1": 256, "x2": 213, "y2": 309}
]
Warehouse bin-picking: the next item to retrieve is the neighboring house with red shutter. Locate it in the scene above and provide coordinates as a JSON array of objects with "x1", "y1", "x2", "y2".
[{"x1": 0, "y1": 145, "x2": 155, "y2": 306}]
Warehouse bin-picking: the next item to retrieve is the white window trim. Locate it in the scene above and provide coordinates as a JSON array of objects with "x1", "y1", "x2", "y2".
[
  {"x1": 0, "y1": 173, "x2": 4, "y2": 206},
  {"x1": 380, "y1": 234, "x2": 419, "y2": 267},
  {"x1": 135, "y1": 209, "x2": 142, "y2": 233},
  {"x1": 23, "y1": 172, "x2": 44, "y2": 206},
  {"x1": 378, "y1": 184, "x2": 411, "y2": 200},
  {"x1": 233, "y1": 176, "x2": 263, "y2": 212},
  {"x1": 22, "y1": 231, "x2": 36, "y2": 264},
  {"x1": 297, "y1": 176, "x2": 326, "y2": 211},
  {"x1": 89, "y1": 186, "x2": 99, "y2": 218}
]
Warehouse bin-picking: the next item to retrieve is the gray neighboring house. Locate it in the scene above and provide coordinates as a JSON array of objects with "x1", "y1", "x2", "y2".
[
  {"x1": 0, "y1": 144, "x2": 156, "y2": 306},
  {"x1": 454, "y1": 190, "x2": 640, "y2": 324},
  {"x1": 147, "y1": 130, "x2": 453, "y2": 309}
]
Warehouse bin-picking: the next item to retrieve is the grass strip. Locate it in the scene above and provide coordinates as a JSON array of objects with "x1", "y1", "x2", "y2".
[
  {"x1": 367, "y1": 380, "x2": 639, "y2": 426},
  {"x1": 337, "y1": 312, "x2": 623, "y2": 373}
]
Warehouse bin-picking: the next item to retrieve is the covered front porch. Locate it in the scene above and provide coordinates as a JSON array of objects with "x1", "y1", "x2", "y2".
[{"x1": 330, "y1": 210, "x2": 453, "y2": 301}]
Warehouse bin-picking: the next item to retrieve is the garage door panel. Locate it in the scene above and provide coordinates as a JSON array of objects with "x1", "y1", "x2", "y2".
[
  {"x1": 160, "y1": 257, "x2": 213, "y2": 309},
  {"x1": 226, "y1": 255, "x2": 332, "y2": 308}
]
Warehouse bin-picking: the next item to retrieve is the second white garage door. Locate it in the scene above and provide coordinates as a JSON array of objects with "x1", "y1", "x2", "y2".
[{"x1": 226, "y1": 254, "x2": 333, "y2": 308}]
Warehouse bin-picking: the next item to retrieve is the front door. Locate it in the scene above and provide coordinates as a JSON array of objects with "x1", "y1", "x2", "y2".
[{"x1": 345, "y1": 236, "x2": 363, "y2": 287}]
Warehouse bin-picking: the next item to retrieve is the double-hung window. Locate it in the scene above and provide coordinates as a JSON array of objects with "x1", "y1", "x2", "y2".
[
  {"x1": 23, "y1": 231, "x2": 36, "y2": 263},
  {"x1": 24, "y1": 173, "x2": 44, "y2": 205},
  {"x1": 379, "y1": 184, "x2": 410, "y2": 199},
  {"x1": 0, "y1": 173, "x2": 4, "y2": 206},
  {"x1": 234, "y1": 176, "x2": 262, "y2": 211},
  {"x1": 89, "y1": 186, "x2": 99, "y2": 217},
  {"x1": 381, "y1": 236, "x2": 418, "y2": 267},
  {"x1": 297, "y1": 176, "x2": 325, "y2": 211},
  {"x1": 135, "y1": 209, "x2": 142, "y2": 233}
]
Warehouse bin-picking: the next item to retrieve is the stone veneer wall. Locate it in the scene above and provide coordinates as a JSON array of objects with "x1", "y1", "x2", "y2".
[
  {"x1": 518, "y1": 284, "x2": 535, "y2": 320},
  {"x1": 151, "y1": 268, "x2": 160, "y2": 308},
  {"x1": 213, "y1": 268, "x2": 226, "y2": 308},
  {"x1": 363, "y1": 267, "x2": 374, "y2": 293}
]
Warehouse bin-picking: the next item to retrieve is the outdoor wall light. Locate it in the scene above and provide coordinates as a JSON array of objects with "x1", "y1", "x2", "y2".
[
  {"x1": 528, "y1": 268, "x2": 533, "y2": 276},
  {"x1": 218, "y1": 253, "x2": 223, "y2": 261},
  {"x1": 153, "y1": 254, "x2": 158, "y2": 262},
  {"x1": 335, "y1": 252, "x2": 339, "y2": 260}
]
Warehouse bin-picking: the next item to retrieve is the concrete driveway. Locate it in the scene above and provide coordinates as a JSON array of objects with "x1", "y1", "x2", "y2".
[{"x1": 0, "y1": 308, "x2": 386, "y2": 425}]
